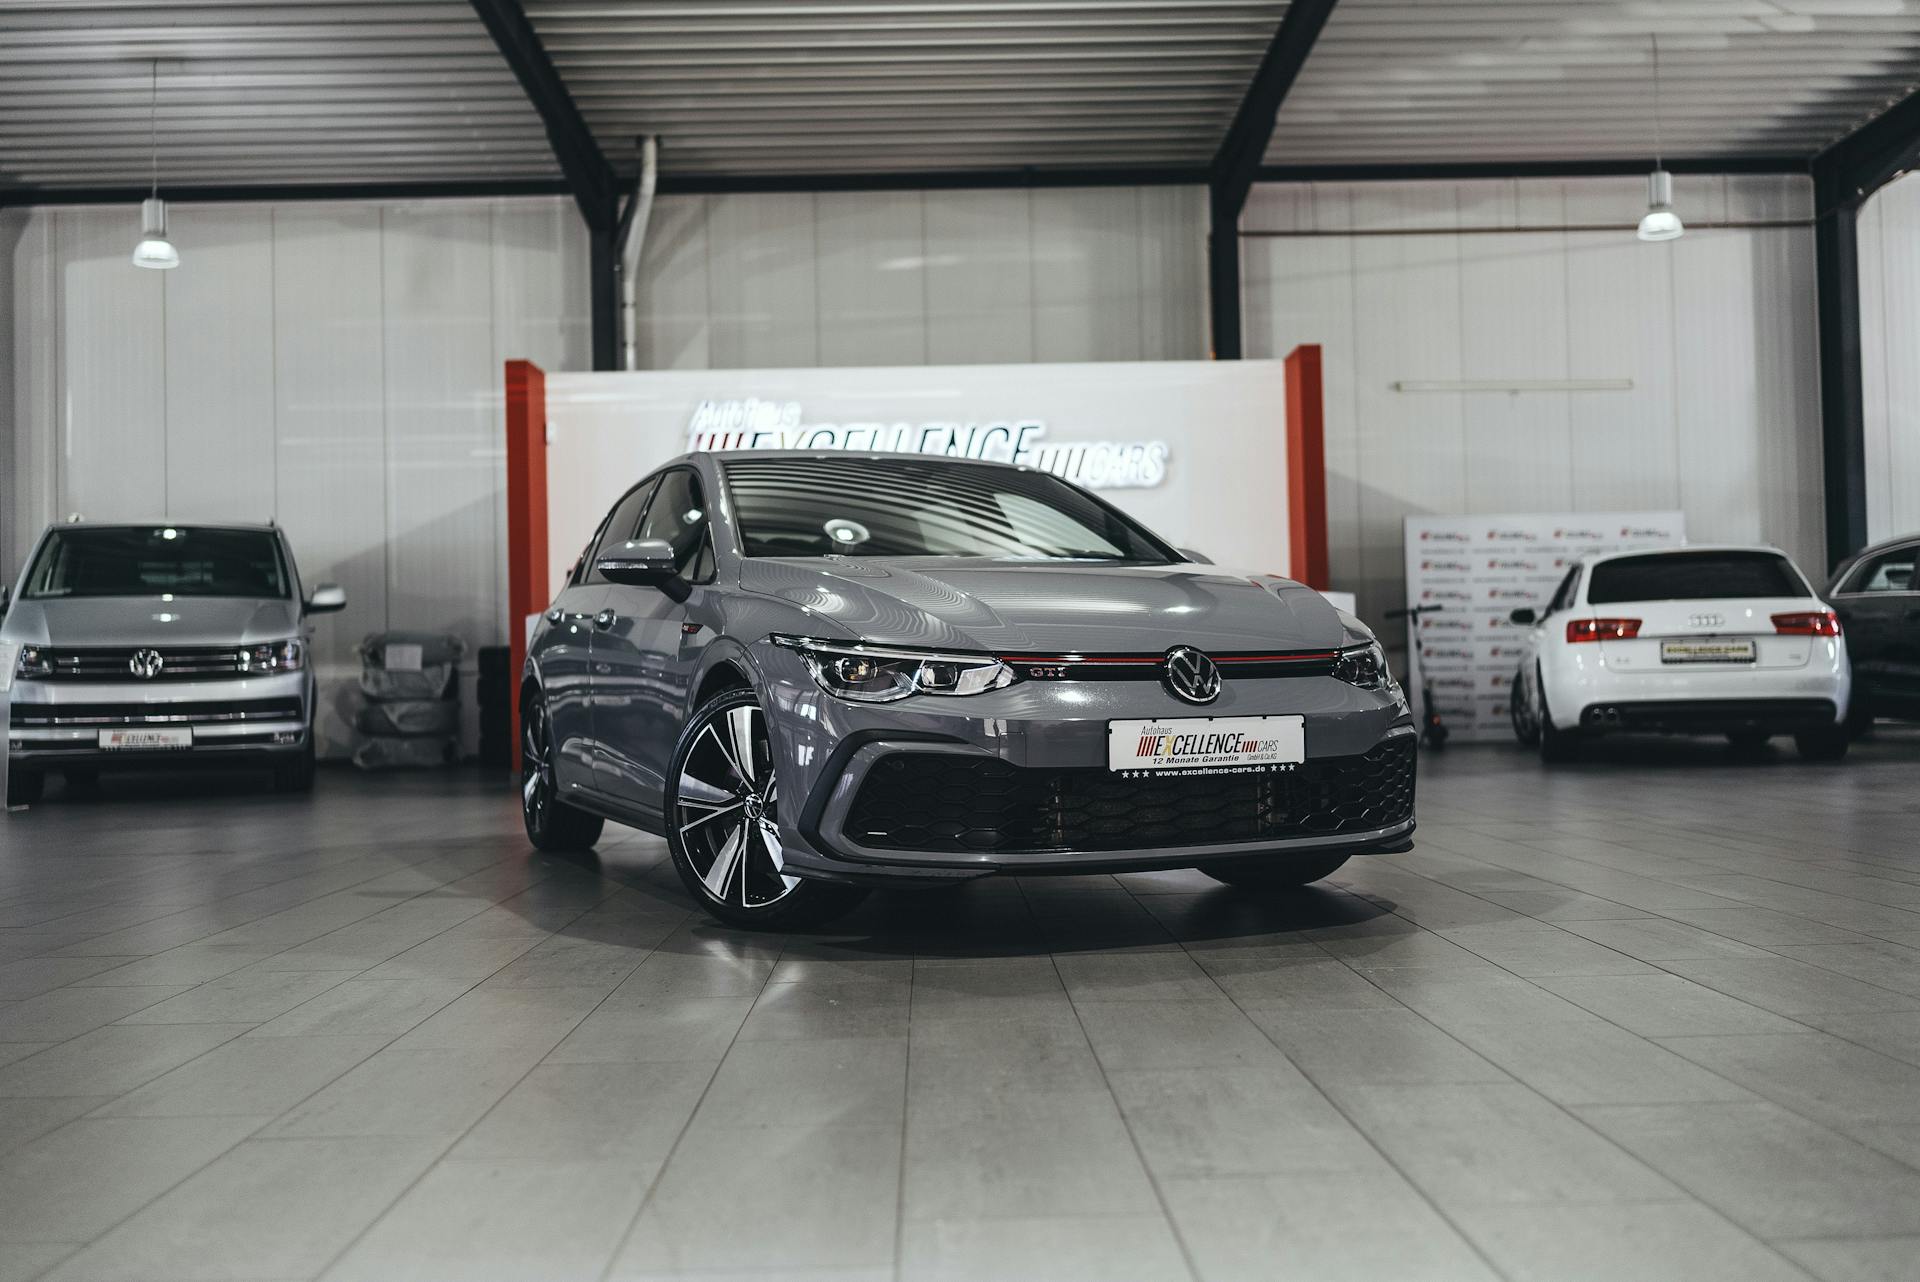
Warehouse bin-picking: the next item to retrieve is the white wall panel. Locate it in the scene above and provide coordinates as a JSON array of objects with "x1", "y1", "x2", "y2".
[
  {"x1": 705, "y1": 193, "x2": 819, "y2": 370},
  {"x1": 164, "y1": 208, "x2": 277, "y2": 523},
  {"x1": 924, "y1": 189, "x2": 1035, "y2": 365},
  {"x1": 815, "y1": 192, "x2": 927, "y2": 368},
  {"x1": 1859, "y1": 172, "x2": 1920, "y2": 544},
  {"x1": 632, "y1": 194, "x2": 712, "y2": 372},
  {"x1": 3, "y1": 195, "x2": 588, "y2": 759},
  {"x1": 1032, "y1": 187, "x2": 1143, "y2": 363},
  {"x1": 61, "y1": 207, "x2": 166, "y2": 523},
  {"x1": 1243, "y1": 174, "x2": 1824, "y2": 647}
]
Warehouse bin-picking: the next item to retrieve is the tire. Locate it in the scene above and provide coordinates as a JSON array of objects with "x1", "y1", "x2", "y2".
[
  {"x1": 1845, "y1": 699, "x2": 1874, "y2": 739},
  {"x1": 6, "y1": 767, "x2": 44, "y2": 806},
  {"x1": 665, "y1": 688, "x2": 867, "y2": 930},
  {"x1": 1509, "y1": 673, "x2": 1540, "y2": 747},
  {"x1": 1725, "y1": 731, "x2": 1770, "y2": 754},
  {"x1": 1535, "y1": 666, "x2": 1581, "y2": 763},
  {"x1": 62, "y1": 767, "x2": 100, "y2": 791},
  {"x1": 520, "y1": 693, "x2": 604, "y2": 851},
  {"x1": 1794, "y1": 727, "x2": 1849, "y2": 762},
  {"x1": 272, "y1": 741, "x2": 317, "y2": 793},
  {"x1": 1204, "y1": 853, "x2": 1351, "y2": 890}
]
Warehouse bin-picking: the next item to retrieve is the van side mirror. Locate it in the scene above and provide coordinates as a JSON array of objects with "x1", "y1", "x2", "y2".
[
  {"x1": 596, "y1": 540, "x2": 679, "y2": 587},
  {"x1": 1508, "y1": 607, "x2": 1537, "y2": 626},
  {"x1": 305, "y1": 583, "x2": 347, "y2": 614}
]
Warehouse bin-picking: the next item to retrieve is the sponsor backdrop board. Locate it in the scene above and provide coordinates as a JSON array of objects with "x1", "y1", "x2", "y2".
[
  {"x1": 541, "y1": 360, "x2": 1291, "y2": 596},
  {"x1": 1402, "y1": 512, "x2": 1687, "y2": 743}
]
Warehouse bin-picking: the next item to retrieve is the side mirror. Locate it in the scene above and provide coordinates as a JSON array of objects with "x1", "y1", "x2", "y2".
[
  {"x1": 596, "y1": 539, "x2": 679, "y2": 587},
  {"x1": 305, "y1": 583, "x2": 347, "y2": 614},
  {"x1": 1508, "y1": 607, "x2": 1537, "y2": 626},
  {"x1": 1178, "y1": 548, "x2": 1214, "y2": 565}
]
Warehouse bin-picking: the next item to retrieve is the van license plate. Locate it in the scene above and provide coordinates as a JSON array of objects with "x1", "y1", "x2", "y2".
[
  {"x1": 98, "y1": 728, "x2": 193, "y2": 751},
  {"x1": 1660, "y1": 639, "x2": 1756, "y2": 665}
]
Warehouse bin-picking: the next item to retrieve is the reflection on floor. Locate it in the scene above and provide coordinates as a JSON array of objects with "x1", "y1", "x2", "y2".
[{"x1": 1, "y1": 732, "x2": 1918, "y2": 1280}]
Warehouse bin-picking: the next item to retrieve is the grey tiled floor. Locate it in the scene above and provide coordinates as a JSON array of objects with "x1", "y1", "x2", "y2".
[{"x1": 2, "y1": 733, "x2": 1919, "y2": 1281}]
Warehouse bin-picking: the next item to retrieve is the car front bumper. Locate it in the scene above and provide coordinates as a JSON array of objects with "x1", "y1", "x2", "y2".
[
  {"x1": 5, "y1": 672, "x2": 312, "y2": 768},
  {"x1": 751, "y1": 642, "x2": 1416, "y2": 883}
]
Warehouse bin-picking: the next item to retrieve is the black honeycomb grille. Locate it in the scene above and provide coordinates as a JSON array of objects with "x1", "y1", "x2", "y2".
[{"x1": 844, "y1": 737, "x2": 1415, "y2": 854}]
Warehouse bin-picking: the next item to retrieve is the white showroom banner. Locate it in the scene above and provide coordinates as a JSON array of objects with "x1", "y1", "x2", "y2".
[
  {"x1": 1402, "y1": 512, "x2": 1687, "y2": 742},
  {"x1": 542, "y1": 360, "x2": 1292, "y2": 594}
]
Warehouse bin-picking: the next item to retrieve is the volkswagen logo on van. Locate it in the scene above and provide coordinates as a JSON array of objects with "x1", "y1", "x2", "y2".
[
  {"x1": 1163, "y1": 646, "x2": 1221, "y2": 705},
  {"x1": 128, "y1": 648, "x2": 165, "y2": 679}
]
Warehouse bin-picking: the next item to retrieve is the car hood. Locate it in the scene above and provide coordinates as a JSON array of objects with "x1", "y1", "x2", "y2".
[
  {"x1": 738, "y1": 558, "x2": 1351, "y2": 653},
  {"x1": 1, "y1": 596, "x2": 301, "y2": 647}
]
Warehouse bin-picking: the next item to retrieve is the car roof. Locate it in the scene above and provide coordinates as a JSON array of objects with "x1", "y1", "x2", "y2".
[
  {"x1": 1576, "y1": 543, "x2": 1790, "y2": 570},
  {"x1": 43, "y1": 520, "x2": 279, "y2": 534},
  {"x1": 1836, "y1": 532, "x2": 1920, "y2": 568}
]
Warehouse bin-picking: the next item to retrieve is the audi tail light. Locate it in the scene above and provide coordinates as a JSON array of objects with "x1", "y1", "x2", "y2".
[
  {"x1": 1771, "y1": 611, "x2": 1841, "y2": 637},
  {"x1": 1566, "y1": 618, "x2": 1641, "y2": 643}
]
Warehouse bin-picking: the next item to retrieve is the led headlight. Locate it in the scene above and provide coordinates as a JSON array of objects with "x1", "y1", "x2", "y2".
[
  {"x1": 243, "y1": 639, "x2": 305, "y2": 673},
  {"x1": 1332, "y1": 641, "x2": 1392, "y2": 691},
  {"x1": 772, "y1": 636, "x2": 1016, "y2": 703},
  {"x1": 13, "y1": 645, "x2": 52, "y2": 680}
]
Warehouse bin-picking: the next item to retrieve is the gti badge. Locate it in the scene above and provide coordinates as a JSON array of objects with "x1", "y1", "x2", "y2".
[
  {"x1": 1163, "y1": 646, "x2": 1220, "y2": 705},
  {"x1": 128, "y1": 648, "x2": 165, "y2": 679}
]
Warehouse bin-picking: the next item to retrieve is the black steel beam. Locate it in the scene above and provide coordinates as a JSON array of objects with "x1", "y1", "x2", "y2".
[
  {"x1": 1813, "y1": 85, "x2": 1920, "y2": 211},
  {"x1": 1208, "y1": 0, "x2": 1340, "y2": 360},
  {"x1": 1257, "y1": 156, "x2": 1808, "y2": 183},
  {"x1": 467, "y1": 0, "x2": 615, "y2": 230},
  {"x1": 0, "y1": 179, "x2": 574, "y2": 208},
  {"x1": 1213, "y1": 0, "x2": 1341, "y2": 218},
  {"x1": 655, "y1": 166, "x2": 1207, "y2": 196},
  {"x1": 1208, "y1": 186, "x2": 1243, "y2": 360}
]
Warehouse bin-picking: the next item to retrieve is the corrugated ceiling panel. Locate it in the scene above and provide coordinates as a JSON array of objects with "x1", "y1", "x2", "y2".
[
  {"x1": 524, "y1": 0, "x2": 1291, "y2": 176},
  {"x1": 0, "y1": 1, "x2": 559, "y2": 189},
  {"x1": 1265, "y1": 0, "x2": 1920, "y2": 164}
]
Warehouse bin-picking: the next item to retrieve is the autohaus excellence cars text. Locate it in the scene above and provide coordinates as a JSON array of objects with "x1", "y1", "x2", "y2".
[{"x1": 521, "y1": 453, "x2": 1417, "y2": 928}]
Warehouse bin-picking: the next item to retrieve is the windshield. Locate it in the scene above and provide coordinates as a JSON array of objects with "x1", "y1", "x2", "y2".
[
  {"x1": 1586, "y1": 550, "x2": 1806, "y2": 604},
  {"x1": 22, "y1": 527, "x2": 289, "y2": 600},
  {"x1": 722, "y1": 457, "x2": 1178, "y2": 563}
]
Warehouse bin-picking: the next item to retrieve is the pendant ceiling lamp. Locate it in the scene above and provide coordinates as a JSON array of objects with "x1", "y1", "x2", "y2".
[
  {"x1": 1638, "y1": 35, "x2": 1684, "y2": 242},
  {"x1": 132, "y1": 60, "x2": 179, "y2": 270}
]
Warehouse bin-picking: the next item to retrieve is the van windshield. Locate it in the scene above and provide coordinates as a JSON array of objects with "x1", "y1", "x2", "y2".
[{"x1": 22, "y1": 527, "x2": 289, "y2": 599}]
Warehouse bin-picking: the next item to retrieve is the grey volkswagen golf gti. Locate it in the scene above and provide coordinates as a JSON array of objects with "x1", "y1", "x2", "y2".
[{"x1": 522, "y1": 452, "x2": 1416, "y2": 928}]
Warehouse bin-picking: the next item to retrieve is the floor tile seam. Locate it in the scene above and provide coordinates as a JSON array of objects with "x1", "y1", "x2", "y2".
[
  {"x1": 584, "y1": 928, "x2": 794, "y2": 1282},
  {"x1": 1030, "y1": 876, "x2": 1201, "y2": 1282}
]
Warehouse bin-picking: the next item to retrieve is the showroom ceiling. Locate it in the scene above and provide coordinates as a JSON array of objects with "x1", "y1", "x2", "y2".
[
  {"x1": 519, "y1": 0, "x2": 1278, "y2": 176},
  {"x1": 1265, "y1": 0, "x2": 1920, "y2": 168},
  {"x1": 1, "y1": 0, "x2": 1918, "y2": 195},
  {"x1": 0, "y1": 1, "x2": 561, "y2": 190}
]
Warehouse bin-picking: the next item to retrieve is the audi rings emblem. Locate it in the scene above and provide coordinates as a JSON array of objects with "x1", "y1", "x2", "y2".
[
  {"x1": 1163, "y1": 646, "x2": 1221, "y2": 705},
  {"x1": 128, "y1": 648, "x2": 165, "y2": 679},
  {"x1": 1688, "y1": 613, "x2": 1725, "y2": 629}
]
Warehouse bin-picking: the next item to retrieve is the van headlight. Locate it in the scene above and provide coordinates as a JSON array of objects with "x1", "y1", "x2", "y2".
[
  {"x1": 243, "y1": 639, "x2": 304, "y2": 673},
  {"x1": 1332, "y1": 641, "x2": 1392, "y2": 691},
  {"x1": 12, "y1": 645, "x2": 51, "y2": 680},
  {"x1": 772, "y1": 636, "x2": 1016, "y2": 703}
]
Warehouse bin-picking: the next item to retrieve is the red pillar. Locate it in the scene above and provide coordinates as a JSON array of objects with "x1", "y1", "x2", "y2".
[
  {"x1": 1284, "y1": 343, "x2": 1329, "y2": 590},
  {"x1": 504, "y1": 359, "x2": 549, "y2": 772}
]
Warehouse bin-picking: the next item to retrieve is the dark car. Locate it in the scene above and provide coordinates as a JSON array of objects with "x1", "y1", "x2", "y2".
[
  {"x1": 1827, "y1": 534, "x2": 1920, "y2": 732},
  {"x1": 519, "y1": 451, "x2": 1417, "y2": 929}
]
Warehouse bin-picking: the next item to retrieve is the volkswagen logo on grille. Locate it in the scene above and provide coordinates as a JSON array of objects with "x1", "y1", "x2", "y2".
[
  {"x1": 1163, "y1": 646, "x2": 1221, "y2": 705},
  {"x1": 1689, "y1": 613, "x2": 1725, "y2": 629},
  {"x1": 128, "y1": 648, "x2": 165, "y2": 680}
]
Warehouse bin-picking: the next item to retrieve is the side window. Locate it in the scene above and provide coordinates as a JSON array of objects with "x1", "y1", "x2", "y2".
[
  {"x1": 635, "y1": 470, "x2": 711, "y2": 580},
  {"x1": 1842, "y1": 546, "x2": 1918, "y2": 594},
  {"x1": 1546, "y1": 567, "x2": 1579, "y2": 616},
  {"x1": 584, "y1": 479, "x2": 659, "y2": 585}
]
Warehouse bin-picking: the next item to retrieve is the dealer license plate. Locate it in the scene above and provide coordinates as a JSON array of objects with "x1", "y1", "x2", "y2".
[
  {"x1": 1108, "y1": 715, "x2": 1305, "y2": 776},
  {"x1": 97, "y1": 727, "x2": 193, "y2": 751},
  {"x1": 1660, "y1": 638, "x2": 1756, "y2": 665}
]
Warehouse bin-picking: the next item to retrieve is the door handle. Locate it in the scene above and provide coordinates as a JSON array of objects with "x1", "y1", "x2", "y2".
[{"x1": 594, "y1": 609, "x2": 618, "y2": 629}]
